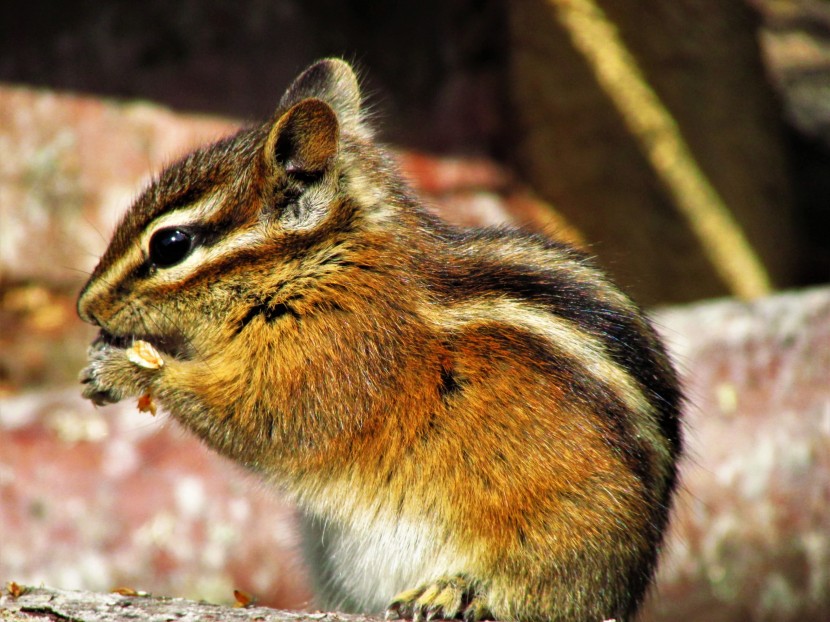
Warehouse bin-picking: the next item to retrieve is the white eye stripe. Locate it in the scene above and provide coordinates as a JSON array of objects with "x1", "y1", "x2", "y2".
[
  {"x1": 141, "y1": 226, "x2": 265, "y2": 285},
  {"x1": 84, "y1": 192, "x2": 243, "y2": 299},
  {"x1": 138, "y1": 193, "x2": 227, "y2": 252}
]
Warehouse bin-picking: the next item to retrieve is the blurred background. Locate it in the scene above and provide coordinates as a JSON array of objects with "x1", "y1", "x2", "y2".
[
  {"x1": 2, "y1": 0, "x2": 829, "y2": 303},
  {"x1": 1, "y1": 1, "x2": 829, "y2": 621}
]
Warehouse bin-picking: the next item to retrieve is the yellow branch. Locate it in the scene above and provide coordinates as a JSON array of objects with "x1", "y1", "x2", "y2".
[{"x1": 548, "y1": 0, "x2": 772, "y2": 299}]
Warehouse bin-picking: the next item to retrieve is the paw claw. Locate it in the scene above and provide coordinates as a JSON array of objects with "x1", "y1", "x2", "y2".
[{"x1": 387, "y1": 576, "x2": 487, "y2": 621}]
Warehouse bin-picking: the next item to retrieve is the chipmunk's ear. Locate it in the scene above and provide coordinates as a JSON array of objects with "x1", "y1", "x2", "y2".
[
  {"x1": 264, "y1": 98, "x2": 339, "y2": 178},
  {"x1": 278, "y1": 58, "x2": 363, "y2": 136}
]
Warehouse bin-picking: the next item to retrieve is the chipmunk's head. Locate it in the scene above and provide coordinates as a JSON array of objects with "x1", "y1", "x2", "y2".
[{"x1": 77, "y1": 58, "x2": 390, "y2": 359}]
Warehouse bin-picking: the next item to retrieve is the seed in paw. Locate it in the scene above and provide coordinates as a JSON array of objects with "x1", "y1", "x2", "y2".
[{"x1": 127, "y1": 340, "x2": 164, "y2": 369}]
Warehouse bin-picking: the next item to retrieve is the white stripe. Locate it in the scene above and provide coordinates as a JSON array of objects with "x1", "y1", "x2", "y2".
[{"x1": 432, "y1": 298, "x2": 672, "y2": 475}]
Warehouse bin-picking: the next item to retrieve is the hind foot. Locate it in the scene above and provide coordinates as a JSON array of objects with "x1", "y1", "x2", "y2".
[{"x1": 385, "y1": 576, "x2": 491, "y2": 622}]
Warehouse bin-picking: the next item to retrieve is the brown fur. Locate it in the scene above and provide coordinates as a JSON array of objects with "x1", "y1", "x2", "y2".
[{"x1": 78, "y1": 59, "x2": 682, "y2": 622}]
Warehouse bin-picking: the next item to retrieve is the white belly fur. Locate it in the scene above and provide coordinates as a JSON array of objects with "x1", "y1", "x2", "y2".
[{"x1": 300, "y1": 503, "x2": 471, "y2": 612}]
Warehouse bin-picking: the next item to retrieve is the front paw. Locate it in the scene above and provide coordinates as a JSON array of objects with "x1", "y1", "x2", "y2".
[
  {"x1": 79, "y1": 341, "x2": 152, "y2": 406},
  {"x1": 79, "y1": 342, "x2": 124, "y2": 405}
]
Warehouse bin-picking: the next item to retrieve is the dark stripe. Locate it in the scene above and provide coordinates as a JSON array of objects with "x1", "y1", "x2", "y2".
[
  {"x1": 438, "y1": 364, "x2": 464, "y2": 399},
  {"x1": 432, "y1": 248, "x2": 682, "y2": 459},
  {"x1": 162, "y1": 194, "x2": 363, "y2": 305},
  {"x1": 164, "y1": 180, "x2": 214, "y2": 215},
  {"x1": 467, "y1": 323, "x2": 657, "y2": 490},
  {"x1": 236, "y1": 300, "x2": 300, "y2": 333}
]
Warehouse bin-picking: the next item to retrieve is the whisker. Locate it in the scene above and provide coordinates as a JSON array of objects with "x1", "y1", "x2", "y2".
[
  {"x1": 62, "y1": 265, "x2": 94, "y2": 278},
  {"x1": 81, "y1": 213, "x2": 112, "y2": 247}
]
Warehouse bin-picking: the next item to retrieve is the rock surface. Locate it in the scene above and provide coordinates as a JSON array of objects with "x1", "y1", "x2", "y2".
[
  {"x1": 647, "y1": 287, "x2": 830, "y2": 621},
  {"x1": 0, "y1": 585, "x2": 374, "y2": 622}
]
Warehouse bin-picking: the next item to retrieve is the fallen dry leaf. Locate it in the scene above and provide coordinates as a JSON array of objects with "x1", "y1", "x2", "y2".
[
  {"x1": 112, "y1": 587, "x2": 139, "y2": 596},
  {"x1": 6, "y1": 581, "x2": 26, "y2": 598},
  {"x1": 137, "y1": 394, "x2": 158, "y2": 416},
  {"x1": 233, "y1": 589, "x2": 255, "y2": 608}
]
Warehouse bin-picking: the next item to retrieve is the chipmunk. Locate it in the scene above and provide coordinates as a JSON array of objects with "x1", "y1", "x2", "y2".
[{"x1": 77, "y1": 59, "x2": 683, "y2": 622}]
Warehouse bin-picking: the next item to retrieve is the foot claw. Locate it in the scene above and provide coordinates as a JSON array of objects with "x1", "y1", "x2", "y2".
[
  {"x1": 462, "y1": 600, "x2": 489, "y2": 622},
  {"x1": 387, "y1": 576, "x2": 488, "y2": 621}
]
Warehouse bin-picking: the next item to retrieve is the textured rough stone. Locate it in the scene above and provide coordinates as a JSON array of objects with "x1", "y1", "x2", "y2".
[
  {"x1": 0, "y1": 585, "x2": 373, "y2": 622},
  {"x1": 645, "y1": 287, "x2": 830, "y2": 621}
]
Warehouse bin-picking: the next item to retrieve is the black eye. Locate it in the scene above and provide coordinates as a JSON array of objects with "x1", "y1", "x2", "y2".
[{"x1": 149, "y1": 227, "x2": 194, "y2": 267}]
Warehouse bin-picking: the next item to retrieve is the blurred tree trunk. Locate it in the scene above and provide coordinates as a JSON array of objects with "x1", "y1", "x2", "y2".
[{"x1": 508, "y1": 0, "x2": 796, "y2": 305}]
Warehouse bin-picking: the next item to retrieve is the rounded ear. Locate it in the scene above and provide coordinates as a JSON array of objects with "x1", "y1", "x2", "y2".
[
  {"x1": 264, "y1": 98, "x2": 339, "y2": 178},
  {"x1": 279, "y1": 58, "x2": 362, "y2": 135}
]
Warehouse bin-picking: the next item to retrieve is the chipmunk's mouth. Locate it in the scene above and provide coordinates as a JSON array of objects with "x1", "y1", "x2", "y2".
[{"x1": 98, "y1": 329, "x2": 193, "y2": 361}]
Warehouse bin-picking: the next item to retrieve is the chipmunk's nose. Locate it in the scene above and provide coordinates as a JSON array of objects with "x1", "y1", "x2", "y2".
[
  {"x1": 77, "y1": 283, "x2": 102, "y2": 326},
  {"x1": 77, "y1": 295, "x2": 94, "y2": 325}
]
